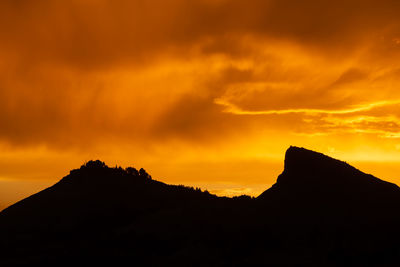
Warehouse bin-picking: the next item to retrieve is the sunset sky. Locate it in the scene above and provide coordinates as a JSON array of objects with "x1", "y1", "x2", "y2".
[{"x1": 2, "y1": 0, "x2": 400, "y2": 209}]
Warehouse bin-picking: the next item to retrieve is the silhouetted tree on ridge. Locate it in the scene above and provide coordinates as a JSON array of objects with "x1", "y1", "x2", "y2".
[
  {"x1": 126, "y1": 167, "x2": 139, "y2": 176},
  {"x1": 139, "y1": 168, "x2": 152, "y2": 180}
]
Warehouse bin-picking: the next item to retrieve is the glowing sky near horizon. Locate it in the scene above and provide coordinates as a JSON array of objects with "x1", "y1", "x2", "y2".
[{"x1": 1, "y1": 0, "x2": 400, "y2": 209}]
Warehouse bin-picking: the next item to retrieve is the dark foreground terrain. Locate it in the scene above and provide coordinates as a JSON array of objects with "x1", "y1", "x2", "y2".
[{"x1": 1, "y1": 146, "x2": 400, "y2": 266}]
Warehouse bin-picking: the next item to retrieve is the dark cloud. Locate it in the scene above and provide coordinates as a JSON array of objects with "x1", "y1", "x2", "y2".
[
  {"x1": 0, "y1": 0, "x2": 400, "y2": 149},
  {"x1": 331, "y1": 68, "x2": 369, "y2": 87},
  {"x1": 1, "y1": 0, "x2": 400, "y2": 70}
]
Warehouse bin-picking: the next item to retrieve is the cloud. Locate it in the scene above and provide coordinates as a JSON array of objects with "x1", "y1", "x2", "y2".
[
  {"x1": 215, "y1": 99, "x2": 400, "y2": 116},
  {"x1": 1, "y1": 0, "x2": 400, "y2": 69},
  {"x1": 2, "y1": 0, "x2": 400, "y2": 196}
]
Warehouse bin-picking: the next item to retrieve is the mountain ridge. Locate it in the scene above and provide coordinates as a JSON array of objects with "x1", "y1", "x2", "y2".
[{"x1": 1, "y1": 146, "x2": 400, "y2": 266}]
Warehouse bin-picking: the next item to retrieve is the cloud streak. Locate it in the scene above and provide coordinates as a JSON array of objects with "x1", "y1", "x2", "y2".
[{"x1": 214, "y1": 98, "x2": 400, "y2": 116}]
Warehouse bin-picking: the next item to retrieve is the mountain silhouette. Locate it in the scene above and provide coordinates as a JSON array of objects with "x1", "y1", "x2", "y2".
[
  {"x1": 1, "y1": 147, "x2": 399, "y2": 266},
  {"x1": 259, "y1": 146, "x2": 400, "y2": 216}
]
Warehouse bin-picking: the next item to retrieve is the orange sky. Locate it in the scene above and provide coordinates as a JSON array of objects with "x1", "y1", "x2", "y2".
[{"x1": 1, "y1": 0, "x2": 400, "y2": 210}]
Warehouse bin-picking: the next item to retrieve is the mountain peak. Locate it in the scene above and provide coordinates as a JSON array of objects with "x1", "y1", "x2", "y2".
[
  {"x1": 283, "y1": 146, "x2": 352, "y2": 175},
  {"x1": 258, "y1": 146, "x2": 399, "y2": 200},
  {"x1": 280, "y1": 146, "x2": 371, "y2": 186}
]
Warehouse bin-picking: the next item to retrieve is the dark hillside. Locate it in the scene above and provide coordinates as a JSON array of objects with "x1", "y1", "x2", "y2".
[{"x1": 1, "y1": 148, "x2": 399, "y2": 266}]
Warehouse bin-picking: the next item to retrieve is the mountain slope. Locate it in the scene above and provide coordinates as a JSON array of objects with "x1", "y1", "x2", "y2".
[
  {"x1": 1, "y1": 148, "x2": 400, "y2": 266},
  {"x1": 258, "y1": 146, "x2": 400, "y2": 211},
  {"x1": 0, "y1": 160, "x2": 221, "y2": 233}
]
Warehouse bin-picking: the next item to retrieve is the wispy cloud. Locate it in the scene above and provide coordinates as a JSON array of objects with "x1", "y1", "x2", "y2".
[{"x1": 214, "y1": 98, "x2": 400, "y2": 116}]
